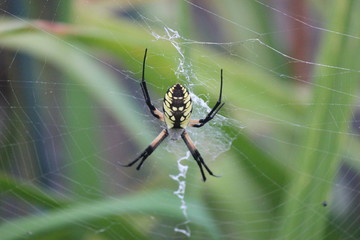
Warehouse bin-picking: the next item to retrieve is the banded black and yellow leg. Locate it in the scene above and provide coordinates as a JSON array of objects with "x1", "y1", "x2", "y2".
[
  {"x1": 120, "y1": 129, "x2": 168, "y2": 170},
  {"x1": 140, "y1": 48, "x2": 164, "y2": 121},
  {"x1": 181, "y1": 130, "x2": 220, "y2": 181}
]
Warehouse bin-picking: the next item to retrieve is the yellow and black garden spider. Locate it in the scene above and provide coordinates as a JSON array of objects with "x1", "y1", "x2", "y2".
[{"x1": 120, "y1": 49, "x2": 224, "y2": 181}]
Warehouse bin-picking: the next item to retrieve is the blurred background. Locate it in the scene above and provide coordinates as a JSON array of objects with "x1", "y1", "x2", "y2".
[{"x1": 1, "y1": 0, "x2": 360, "y2": 239}]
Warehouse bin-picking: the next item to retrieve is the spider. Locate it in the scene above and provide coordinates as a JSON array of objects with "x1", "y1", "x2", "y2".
[{"x1": 120, "y1": 49, "x2": 224, "y2": 181}]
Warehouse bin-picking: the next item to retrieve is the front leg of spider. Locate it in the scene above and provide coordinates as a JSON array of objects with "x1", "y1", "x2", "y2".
[
  {"x1": 190, "y1": 69, "x2": 225, "y2": 128},
  {"x1": 140, "y1": 48, "x2": 164, "y2": 121},
  {"x1": 181, "y1": 130, "x2": 220, "y2": 181}
]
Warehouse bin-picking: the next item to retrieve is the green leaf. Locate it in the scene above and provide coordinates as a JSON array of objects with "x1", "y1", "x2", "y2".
[
  {"x1": 0, "y1": 190, "x2": 221, "y2": 240},
  {"x1": 0, "y1": 173, "x2": 69, "y2": 208}
]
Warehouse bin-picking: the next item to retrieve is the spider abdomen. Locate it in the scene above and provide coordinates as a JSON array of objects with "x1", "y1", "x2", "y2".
[{"x1": 163, "y1": 83, "x2": 193, "y2": 129}]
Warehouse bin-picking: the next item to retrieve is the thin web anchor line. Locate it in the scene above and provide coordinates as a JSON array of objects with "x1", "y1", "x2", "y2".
[{"x1": 178, "y1": 37, "x2": 360, "y2": 73}]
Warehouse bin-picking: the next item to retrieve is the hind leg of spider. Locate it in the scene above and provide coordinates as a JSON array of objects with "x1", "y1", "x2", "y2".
[
  {"x1": 181, "y1": 130, "x2": 220, "y2": 181},
  {"x1": 120, "y1": 129, "x2": 168, "y2": 170}
]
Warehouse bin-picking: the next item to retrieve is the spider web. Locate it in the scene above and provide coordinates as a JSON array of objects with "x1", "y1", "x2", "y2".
[{"x1": 0, "y1": 1, "x2": 360, "y2": 240}]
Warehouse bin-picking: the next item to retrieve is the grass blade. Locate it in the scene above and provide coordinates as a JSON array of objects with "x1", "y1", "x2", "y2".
[
  {"x1": 0, "y1": 190, "x2": 220, "y2": 240},
  {"x1": 277, "y1": 1, "x2": 360, "y2": 239}
]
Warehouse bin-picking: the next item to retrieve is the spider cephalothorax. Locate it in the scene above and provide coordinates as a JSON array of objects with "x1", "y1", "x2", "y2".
[{"x1": 120, "y1": 49, "x2": 224, "y2": 181}]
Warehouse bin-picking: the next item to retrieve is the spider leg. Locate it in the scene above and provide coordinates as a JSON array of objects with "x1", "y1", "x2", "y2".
[
  {"x1": 140, "y1": 48, "x2": 164, "y2": 121},
  {"x1": 120, "y1": 129, "x2": 168, "y2": 170},
  {"x1": 189, "y1": 69, "x2": 224, "y2": 128},
  {"x1": 181, "y1": 130, "x2": 220, "y2": 181}
]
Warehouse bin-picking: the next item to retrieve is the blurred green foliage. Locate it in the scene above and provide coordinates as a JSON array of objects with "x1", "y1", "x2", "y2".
[{"x1": 0, "y1": 1, "x2": 360, "y2": 240}]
